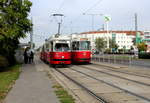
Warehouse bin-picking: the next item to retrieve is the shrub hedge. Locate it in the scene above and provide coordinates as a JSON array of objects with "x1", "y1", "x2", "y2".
[
  {"x1": 138, "y1": 52, "x2": 150, "y2": 59},
  {"x1": 0, "y1": 55, "x2": 9, "y2": 69}
]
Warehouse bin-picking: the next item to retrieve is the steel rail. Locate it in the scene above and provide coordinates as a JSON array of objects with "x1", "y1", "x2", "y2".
[
  {"x1": 77, "y1": 65, "x2": 150, "y2": 87},
  {"x1": 70, "y1": 68, "x2": 150, "y2": 102},
  {"x1": 93, "y1": 64, "x2": 150, "y2": 79},
  {"x1": 54, "y1": 68, "x2": 108, "y2": 103}
]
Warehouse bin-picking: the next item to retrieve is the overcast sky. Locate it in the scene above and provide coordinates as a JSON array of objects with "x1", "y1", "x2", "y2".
[{"x1": 20, "y1": 0, "x2": 150, "y2": 47}]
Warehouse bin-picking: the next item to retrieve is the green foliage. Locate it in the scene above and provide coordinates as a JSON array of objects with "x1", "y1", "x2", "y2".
[
  {"x1": 0, "y1": 0, "x2": 32, "y2": 66},
  {"x1": 95, "y1": 38, "x2": 118, "y2": 53},
  {"x1": 0, "y1": 55, "x2": 9, "y2": 68},
  {"x1": 0, "y1": 0, "x2": 32, "y2": 39},
  {"x1": 104, "y1": 48, "x2": 111, "y2": 54},
  {"x1": 118, "y1": 49, "x2": 124, "y2": 54},
  {"x1": 53, "y1": 85, "x2": 75, "y2": 103},
  {"x1": 137, "y1": 42, "x2": 147, "y2": 52},
  {"x1": 132, "y1": 38, "x2": 136, "y2": 45},
  {"x1": 109, "y1": 39, "x2": 119, "y2": 51},
  {"x1": 95, "y1": 37, "x2": 106, "y2": 52},
  {"x1": 138, "y1": 52, "x2": 150, "y2": 59}
]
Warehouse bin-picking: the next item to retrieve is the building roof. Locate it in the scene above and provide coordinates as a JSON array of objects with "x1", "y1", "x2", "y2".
[{"x1": 81, "y1": 30, "x2": 143, "y2": 35}]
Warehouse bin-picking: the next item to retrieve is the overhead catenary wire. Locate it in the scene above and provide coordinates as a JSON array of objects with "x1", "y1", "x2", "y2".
[
  {"x1": 83, "y1": 0, "x2": 103, "y2": 14},
  {"x1": 69, "y1": 0, "x2": 104, "y2": 32},
  {"x1": 75, "y1": 0, "x2": 104, "y2": 18},
  {"x1": 49, "y1": 0, "x2": 66, "y2": 24},
  {"x1": 50, "y1": 0, "x2": 104, "y2": 34},
  {"x1": 57, "y1": 0, "x2": 66, "y2": 12}
]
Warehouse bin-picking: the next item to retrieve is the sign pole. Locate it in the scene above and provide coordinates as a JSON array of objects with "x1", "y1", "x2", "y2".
[
  {"x1": 104, "y1": 15, "x2": 111, "y2": 49},
  {"x1": 106, "y1": 21, "x2": 109, "y2": 48}
]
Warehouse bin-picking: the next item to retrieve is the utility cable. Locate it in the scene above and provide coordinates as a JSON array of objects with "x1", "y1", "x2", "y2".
[
  {"x1": 57, "y1": 0, "x2": 66, "y2": 12},
  {"x1": 83, "y1": 0, "x2": 103, "y2": 14},
  {"x1": 70, "y1": 0, "x2": 103, "y2": 29}
]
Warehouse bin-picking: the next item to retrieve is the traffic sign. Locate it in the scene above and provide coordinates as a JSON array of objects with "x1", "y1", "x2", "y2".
[{"x1": 104, "y1": 15, "x2": 111, "y2": 22}]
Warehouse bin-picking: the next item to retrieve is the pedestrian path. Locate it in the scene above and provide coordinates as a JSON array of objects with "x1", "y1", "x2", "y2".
[{"x1": 4, "y1": 56, "x2": 60, "y2": 103}]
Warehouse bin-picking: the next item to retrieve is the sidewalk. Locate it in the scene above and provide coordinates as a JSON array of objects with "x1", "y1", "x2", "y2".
[{"x1": 4, "y1": 57, "x2": 60, "y2": 103}]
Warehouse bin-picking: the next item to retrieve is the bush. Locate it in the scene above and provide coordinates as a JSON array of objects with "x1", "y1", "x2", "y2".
[
  {"x1": 118, "y1": 49, "x2": 124, "y2": 54},
  {"x1": 104, "y1": 48, "x2": 111, "y2": 54},
  {"x1": 0, "y1": 55, "x2": 9, "y2": 69},
  {"x1": 138, "y1": 52, "x2": 150, "y2": 59}
]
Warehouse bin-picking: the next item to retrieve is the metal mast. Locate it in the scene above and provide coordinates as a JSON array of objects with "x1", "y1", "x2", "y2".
[
  {"x1": 135, "y1": 13, "x2": 140, "y2": 45},
  {"x1": 135, "y1": 13, "x2": 138, "y2": 31}
]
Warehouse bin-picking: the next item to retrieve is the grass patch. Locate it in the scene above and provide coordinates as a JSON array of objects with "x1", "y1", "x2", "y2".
[
  {"x1": 0, "y1": 64, "x2": 21, "y2": 102},
  {"x1": 53, "y1": 85, "x2": 75, "y2": 103}
]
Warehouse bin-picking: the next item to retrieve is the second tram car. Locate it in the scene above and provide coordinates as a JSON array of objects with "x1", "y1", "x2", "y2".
[
  {"x1": 40, "y1": 35, "x2": 71, "y2": 66},
  {"x1": 71, "y1": 38, "x2": 91, "y2": 63}
]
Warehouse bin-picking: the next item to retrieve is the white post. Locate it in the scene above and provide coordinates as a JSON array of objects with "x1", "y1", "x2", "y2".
[
  {"x1": 106, "y1": 21, "x2": 109, "y2": 48},
  {"x1": 104, "y1": 15, "x2": 111, "y2": 49}
]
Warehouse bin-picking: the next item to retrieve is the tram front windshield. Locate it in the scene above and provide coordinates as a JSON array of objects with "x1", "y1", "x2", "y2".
[
  {"x1": 79, "y1": 41, "x2": 90, "y2": 50},
  {"x1": 55, "y1": 43, "x2": 69, "y2": 52}
]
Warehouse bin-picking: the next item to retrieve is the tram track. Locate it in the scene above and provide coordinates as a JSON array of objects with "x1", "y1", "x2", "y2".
[
  {"x1": 75, "y1": 65, "x2": 150, "y2": 87},
  {"x1": 54, "y1": 67, "x2": 108, "y2": 103},
  {"x1": 92, "y1": 64, "x2": 150, "y2": 79},
  {"x1": 69, "y1": 67, "x2": 150, "y2": 102},
  {"x1": 53, "y1": 65, "x2": 150, "y2": 103}
]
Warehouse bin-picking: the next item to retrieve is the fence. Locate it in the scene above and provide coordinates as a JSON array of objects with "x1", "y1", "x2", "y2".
[{"x1": 92, "y1": 54, "x2": 133, "y2": 65}]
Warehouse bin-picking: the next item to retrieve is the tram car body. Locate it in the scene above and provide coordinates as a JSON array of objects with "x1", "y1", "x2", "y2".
[
  {"x1": 71, "y1": 38, "x2": 91, "y2": 63},
  {"x1": 40, "y1": 46, "x2": 46, "y2": 61},
  {"x1": 40, "y1": 35, "x2": 71, "y2": 65}
]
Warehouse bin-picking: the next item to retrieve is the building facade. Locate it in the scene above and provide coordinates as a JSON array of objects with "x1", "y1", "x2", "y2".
[
  {"x1": 143, "y1": 31, "x2": 150, "y2": 52},
  {"x1": 76, "y1": 31, "x2": 143, "y2": 51}
]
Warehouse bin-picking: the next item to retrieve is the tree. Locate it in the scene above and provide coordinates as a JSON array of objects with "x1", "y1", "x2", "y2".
[
  {"x1": 109, "y1": 39, "x2": 119, "y2": 52},
  {"x1": 95, "y1": 37, "x2": 106, "y2": 52},
  {"x1": 132, "y1": 37, "x2": 136, "y2": 45},
  {"x1": 137, "y1": 42, "x2": 147, "y2": 52},
  {"x1": 0, "y1": 0, "x2": 32, "y2": 66}
]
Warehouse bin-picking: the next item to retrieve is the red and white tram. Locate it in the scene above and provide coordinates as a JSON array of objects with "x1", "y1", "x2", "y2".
[
  {"x1": 40, "y1": 35, "x2": 71, "y2": 66},
  {"x1": 71, "y1": 38, "x2": 91, "y2": 63},
  {"x1": 40, "y1": 45, "x2": 46, "y2": 61}
]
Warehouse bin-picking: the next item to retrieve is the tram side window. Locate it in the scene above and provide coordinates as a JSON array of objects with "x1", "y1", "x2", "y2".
[
  {"x1": 80, "y1": 41, "x2": 90, "y2": 50},
  {"x1": 72, "y1": 42, "x2": 79, "y2": 50},
  {"x1": 72, "y1": 42, "x2": 76, "y2": 50},
  {"x1": 42, "y1": 46, "x2": 45, "y2": 52},
  {"x1": 50, "y1": 42, "x2": 53, "y2": 51},
  {"x1": 45, "y1": 43, "x2": 49, "y2": 52}
]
